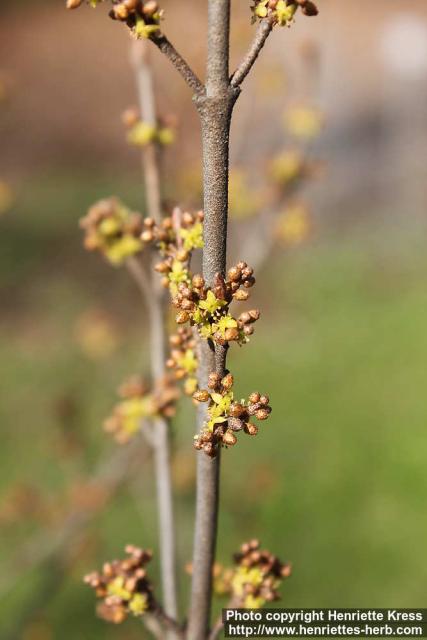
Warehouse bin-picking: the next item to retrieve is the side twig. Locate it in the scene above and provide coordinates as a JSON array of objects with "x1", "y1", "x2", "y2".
[
  {"x1": 130, "y1": 40, "x2": 179, "y2": 634},
  {"x1": 151, "y1": 33, "x2": 205, "y2": 96},
  {"x1": 230, "y1": 18, "x2": 274, "y2": 88}
]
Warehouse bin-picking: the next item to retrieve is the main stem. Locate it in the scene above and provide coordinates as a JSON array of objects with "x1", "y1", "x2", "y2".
[{"x1": 187, "y1": 2, "x2": 239, "y2": 638}]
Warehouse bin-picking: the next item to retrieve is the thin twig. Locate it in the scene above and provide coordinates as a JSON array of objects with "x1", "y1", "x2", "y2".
[
  {"x1": 131, "y1": 40, "x2": 163, "y2": 221},
  {"x1": 208, "y1": 616, "x2": 225, "y2": 640},
  {"x1": 230, "y1": 19, "x2": 274, "y2": 88},
  {"x1": 130, "y1": 42, "x2": 179, "y2": 633},
  {"x1": 151, "y1": 33, "x2": 205, "y2": 96}
]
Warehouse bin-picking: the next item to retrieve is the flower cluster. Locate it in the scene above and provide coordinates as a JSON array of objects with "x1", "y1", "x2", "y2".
[
  {"x1": 104, "y1": 374, "x2": 179, "y2": 443},
  {"x1": 80, "y1": 197, "x2": 143, "y2": 266},
  {"x1": 66, "y1": 0, "x2": 163, "y2": 40},
  {"x1": 214, "y1": 540, "x2": 292, "y2": 608},
  {"x1": 270, "y1": 149, "x2": 312, "y2": 190},
  {"x1": 171, "y1": 264, "x2": 259, "y2": 346},
  {"x1": 84, "y1": 545, "x2": 156, "y2": 623},
  {"x1": 193, "y1": 372, "x2": 272, "y2": 457},
  {"x1": 252, "y1": 0, "x2": 318, "y2": 26},
  {"x1": 275, "y1": 202, "x2": 311, "y2": 246},
  {"x1": 285, "y1": 106, "x2": 323, "y2": 139},
  {"x1": 141, "y1": 208, "x2": 204, "y2": 295},
  {"x1": 166, "y1": 327, "x2": 199, "y2": 397},
  {"x1": 122, "y1": 107, "x2": 175, "y2": 147}
]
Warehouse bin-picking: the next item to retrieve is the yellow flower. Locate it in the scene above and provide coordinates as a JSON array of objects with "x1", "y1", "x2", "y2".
[
  {"x1": 99, "y1": 216, "x2": 121, "y2": 237},
  {"x1": 199, "y1": 290, "x2": 226, "y2": 315},
  {"x1": 244, "y1": 594, "x2": 265, "y2": 608},
  {"x1": 177, "y1": 349, "x2": 198, "y2": 375},
  {"x1": 275, "y1": 0, "x2": 297, "y2": 26},
  {"x1": 105, "y1": 235, "x2": 142, "y2": 265},
  {"x1": 129, "y1": 593, "x2": 148, "y2": 616},
  {"x1": 107, "y1": 577, "x2": 132, "y2": 601},
  {"x1": 285, "y1": 106, "x2": 323, "y2": 139},
  {"x1": 158, "y1": 127, "x2": 175, "y2": 146},
  {"x1": 134, "y1": 16, "x2": 160, "y2": 39},
  {"x1": 180, "y1": 222, "x2": 204, "y2": 251},
  {"x1": 232, "y1": 566, "x2": 264, "y2": 597},
  {"x1": 270, "y1": 150, "x2": 303, "y2": 185},
  {"x1": 216, "y1": 315, "x2": 238, "y2": 337},
  {"x1": 127, "y1": 121, "x2": 157, "y2": 147},
  {"x1": 229, "y1": 169, "x2": 261, "y2": 219},
  {"x1": 276, "y1": 203, "x2": 311, "y2": 246}
]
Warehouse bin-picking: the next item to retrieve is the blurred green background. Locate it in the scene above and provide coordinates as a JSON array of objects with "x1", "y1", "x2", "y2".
[{"x1": 1, "y1": 0, "x2": 427, "y2": 638}]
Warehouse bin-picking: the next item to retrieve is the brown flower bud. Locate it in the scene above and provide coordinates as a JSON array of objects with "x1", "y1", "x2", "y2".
[
  {"x1": 229, "y1": 403, "x2": 245, "y2": 418},
  {"x1": 248, "y1": 309, "x2": 261, "y2": 321},
  {"x1": 233, "y1": 289, "x2": 249, "y2": 301},
  {"x1": 301, "y1": 0, "x2": 318, "y2": 16},
  {"x1": 194, "y1": 439, "x2": 203, "y2": 450},
  {"x1": 228, "y1": 266, "x2": 242, "y2": 282},
  {"x1": 222, "y1": 430, "x2": 237, "y2": 446},
  {"x1": 239, "y1": 311, "x2": 252, "y2": 325},
  {"x1": 259, "y1": 394, "x2": 270, "y2": 406},
  {"x1": 221, "y1": 373, "x2": 234, "y2": 390},
  {"x1": 193, "y1": 389, "x2": 210, "y2": 403},
  {"x1": 121, "y1": 107, "x2": 139, "y2": 127},
  {"x1": 181, "y1": 299, "x2": 195, "y2": 311},
  {"x1": 243, "y1": 324, "x2": 254, "y2": 336},
  {"x1": 237, "y1": 261, "x2": 247, "y2": 270},
  {"x1": 228, "y1": 416, "x2": 244, "y2": 432},
  {"x1": 176, "y1": 311, "x2": 190, "y2": 324},
  {"x1": 176, "y1": 249, "x2": 190, "y2": 262},
  {"x1": 154, "y1": 261, "x2": 170, "y2": 273},
  {"x1": 66, "y1": 0, "x2": 83, "y2": 8},
  {"x1": 243, "y1": 277, "x2": 256, "y2": 288},
  {"x1": 162, "y1": 217, "x2": 173, "y2": 229},
  {"x1": 241, "y1": 266, "x2": 254, "y2": 279},
  {"x1": 192, "y1": 274, "x2": 205, "y2": 289},
  {"x1": 208, "y1": 372, "x2": 221, "y2": 389},
  {"x1": 248, "y1": 402, "x2": 261, "y2": 416},
  {"x1": 224, "y1": 327, "x2": 239, "y2": 341},
  {"x1": 123, "y1": 0, "x2": 139, "y2": 10},
  {"x1": 249, "y1": 392, "x2": 261, "y2": 403},
  {"x1": 182, "y1": 211, "x2": 194, "y2": 226},
  {"x1": 113, "y1": 3, "x2": 129, "y2": 19},
  {"x1": 256, "y1": 408, "x2": 271, "y2": 420},
  {"x1": 244, "y1": 423, "x2": 259, "y2": 436},
  {"x1": 142, "y1": 1, "x2": 159, "y2": 16},
  {"x1": 203, "y1": 442, "x2": 216, "y2": 457},
  {"x1": 141, "y1": 230, "x2": 154, "y2": 243}
]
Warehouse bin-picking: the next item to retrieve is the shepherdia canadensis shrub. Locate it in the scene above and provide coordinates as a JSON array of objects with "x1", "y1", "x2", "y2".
[{"x1": 67, "y1": 0, "x2": 318, "y2": 638}]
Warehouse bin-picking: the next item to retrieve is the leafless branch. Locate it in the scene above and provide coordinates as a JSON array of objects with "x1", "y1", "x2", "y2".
[
  {"x1": 187, "y1": 2, "x2": 237, "y2": 638},
  {"x1": 129, "y1": 41, "x2": 179, "y2": 633},
  {"x1": 230, "y1": 18, "x2": 274, "y2": 88},
  {"x1": 151, "y1": 33, "x2": 205, "y2": 96}
]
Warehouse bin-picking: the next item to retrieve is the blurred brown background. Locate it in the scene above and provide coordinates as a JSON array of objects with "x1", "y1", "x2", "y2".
[{"x1": 1, "y1": 1, "x2": 427, "y2": 639}]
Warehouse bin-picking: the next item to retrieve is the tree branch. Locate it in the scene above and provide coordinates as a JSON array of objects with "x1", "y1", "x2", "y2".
[
  {"x1": 230, "y1": 18, "x2": 274, "y2": 88},
  {"x1": 131, "y1": 40, "x2": 163, "y2": 221},
  {"x1": 150, "y1": 33, "x2": 205, "y2": 96},
  {"x1": 187, "y1": 2, "x2": 237, "y2": 638},
  {"x1": 129, "y1": 41, "x2": 179, "y2": 635},
  {"x1": 206, "y1": 0, "x2": 231, "y2": 96}
]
